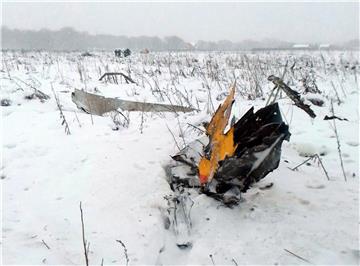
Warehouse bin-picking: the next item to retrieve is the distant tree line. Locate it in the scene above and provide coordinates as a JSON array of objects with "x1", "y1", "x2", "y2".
[
  {"x1": 1, "y1": 26, "x2": 359, "y2": 51},
  {"x1": 1, "y1": 27, "x2": 193, "y2": 51}
]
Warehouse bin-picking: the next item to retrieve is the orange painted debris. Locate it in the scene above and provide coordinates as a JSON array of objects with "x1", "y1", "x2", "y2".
[{"x1": 198, "y1": 85, "x2": 238, "y2": 184}]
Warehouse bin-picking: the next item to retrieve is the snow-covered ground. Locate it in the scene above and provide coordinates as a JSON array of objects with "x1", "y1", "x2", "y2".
[{"x1": 1, "y1": 50, "x2": 359, "y2": 265}]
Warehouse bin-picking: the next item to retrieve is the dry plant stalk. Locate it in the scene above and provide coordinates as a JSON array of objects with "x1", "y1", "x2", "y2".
[
  {"x1": 116, "y1": 239, "x2": 129, "y2": 266},
  {"x1": 79, "y1": 202, "x2": 89, "y2": 266},
  {"x1": 330, "y1": 101, "x2": 347, "y2": 181},
  {"x1": 52, "y1": 86, "x2": 71, "y2": 135}
]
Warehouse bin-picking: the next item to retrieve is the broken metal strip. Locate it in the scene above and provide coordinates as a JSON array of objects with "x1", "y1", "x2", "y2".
[{"x1": 71, "y1": 89, "x2": 196, "y2": 116}]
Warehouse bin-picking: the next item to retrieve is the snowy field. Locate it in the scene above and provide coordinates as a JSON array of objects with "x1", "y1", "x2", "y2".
[{"x1": 1, "y1": 50, "x2": 359, "y2": 265}]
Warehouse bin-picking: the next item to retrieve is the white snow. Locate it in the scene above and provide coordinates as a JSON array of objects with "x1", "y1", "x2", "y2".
[
  {"x1": 293, "y1": 44, "x2": 310, "y2": 49},
  {"x1": 1, "y1": 50, "x2": 359, "y2": 265}
]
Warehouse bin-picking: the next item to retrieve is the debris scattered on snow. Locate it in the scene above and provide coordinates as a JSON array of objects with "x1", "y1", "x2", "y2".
[
  {"x1": 71, "y1": 89, "x2": 196, "y2": 116},
  {"x1": 99, "y1": 72, "x2": 137, "y2": 84},
  {"x1": 168, "y1": 87, "x2": 290, "y2": 207},
  {"x1": 1, "y1": 98, "x2": 12, "y2": 106},
  {"x1": 306, "y1": 95, "x2": 325, "y2": 107},
  {"x1": 268, "y1": 75, "x2": 316, "y2": 118},
  {"x1": 164, "y1": 190, "x2": 194, "y2": 249},
  {"x1": 324, "y1": 115, "x2": 349, "y2": 121}
]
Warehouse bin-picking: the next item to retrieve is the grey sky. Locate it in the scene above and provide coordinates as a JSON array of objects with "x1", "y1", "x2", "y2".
[{"x1": 2, "y1": 1, "x2": 359, "y2": 43}]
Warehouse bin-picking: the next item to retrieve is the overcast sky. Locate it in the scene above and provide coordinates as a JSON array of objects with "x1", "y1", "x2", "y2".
[{"x1": 2, "y1": 1, "x2": 359, "y2": 43}]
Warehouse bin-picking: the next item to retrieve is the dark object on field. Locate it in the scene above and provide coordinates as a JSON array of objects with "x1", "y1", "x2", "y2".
[
  {"x1": 99, "y1": 72, "x2": 137, "y2": 84},
  {"x1": 114, "y1": 48, "x2": 131, "y2": 57},
  {"x1": 301, "y1": 77, "x2": 321, "y2": 94},
  {"x1": 324, "y1": 115, "x2": 349, "y2": 121},
  {"x1": 259, "y1": 182, "x2": 274, "y2": 190},
  {"x1": 1, "y1": 98, "x2": 12, "y2": 106},
  {"x1": 203, "y1": 103, "x2": 290, "y2": 205},
  {"x1": 114, "y1": 49, "x2": 122, "y2": 57},
  {"x1": 307, "y1": 97, "x2": 324, "y2": 107},
  {"x1": 168, "y1": 87, "x2": 290, "y2": 206},
  {"x1": 71, "y1": 89, "x2": 196, "y2": 116},
  {"x1": 123, "y1": 48, "x2": 131, "y2": 57},
  {"x1": 268, "y1": 75, "x2": 316, "y2": 118},
  {"x1": 81, "y1": 51, "x2": 94, "y2": 57},
  {"x1": 24, "y1": 89, "x2": 50, "y2": 102}
]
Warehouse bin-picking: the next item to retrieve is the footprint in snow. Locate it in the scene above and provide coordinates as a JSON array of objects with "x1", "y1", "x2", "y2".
[
  {"x1": 298, "y1": 199, "x2": 310, "y2": 205},
  {"x1": 346, "y1": 141, "x2": 359, "y2": 147},
  {"x1": 306, "y1": 184, "x2": 326, "y2": 189},
  {"x1": 4, "y1": 143, "x2": 17, "y2": 149}
]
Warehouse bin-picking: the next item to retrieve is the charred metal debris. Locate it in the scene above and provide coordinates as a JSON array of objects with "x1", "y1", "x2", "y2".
[{"x1": 167, "y1": 86, "x2": 291, "y2": 207}]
